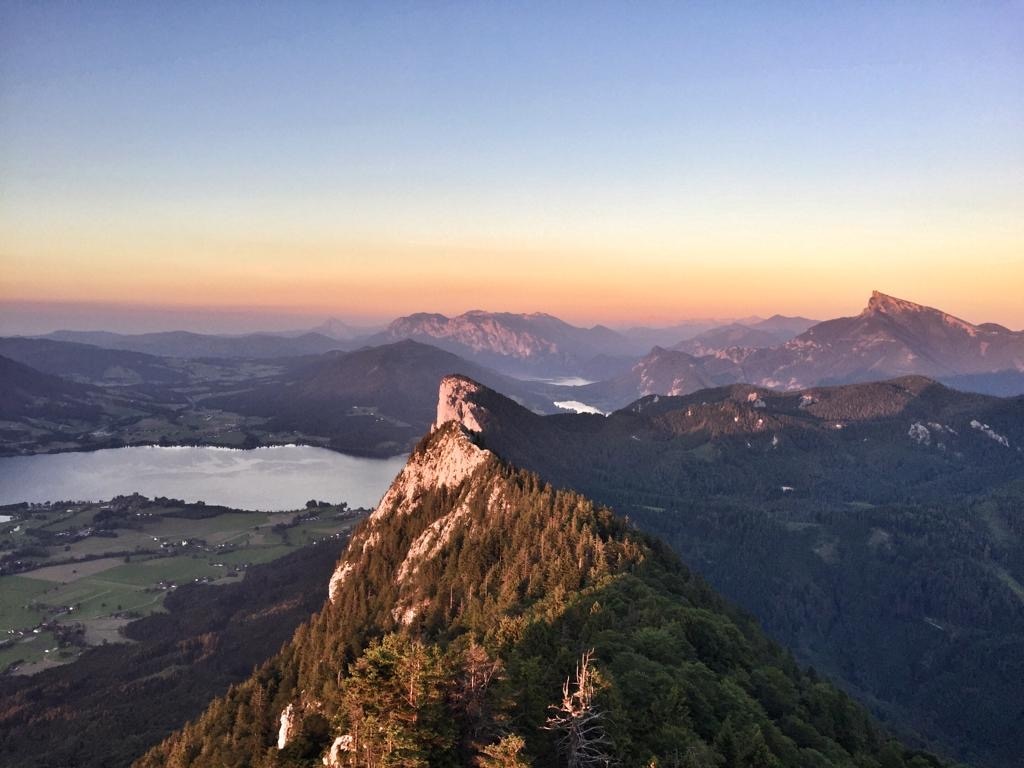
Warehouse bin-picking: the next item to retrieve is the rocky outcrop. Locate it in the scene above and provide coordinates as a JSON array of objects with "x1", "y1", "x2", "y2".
[
  {"x1": 436, "y1": 374, "x2": 488, "y2": 432},
  {"x1": 277, "y1": 703, "x2": 297, "y2": 750},
  {"x1": 322, "y1": 734, "x2": 354, "y2": 766},
  {"x1": 327, "y1": 379, "x2": 495, "y2": 603}
]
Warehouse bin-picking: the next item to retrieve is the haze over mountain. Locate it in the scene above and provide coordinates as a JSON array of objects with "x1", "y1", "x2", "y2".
[
  {"x1": 430, "y1": 374, "x2": 1024, "y2": 767},
  {"x1": 369, "y1": 310, "x2": 644, "y2": 378},
  {"x1": 39, "y1": 330, "x2": 351, "y2": 359},
  {"x1": 674, "y1": 315, "x2": 817, "y2": 356},
  {"x1": 576, "y1": 292, "x2": 1024, "y2": 409},
  {"x1": 307, "y1": 318, "x2": 381, "y2": 341}
]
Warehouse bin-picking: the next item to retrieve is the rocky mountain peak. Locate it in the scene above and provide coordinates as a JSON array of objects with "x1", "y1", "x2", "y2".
[
  {"x1": 864, "y1": 290, "x2": 928, "y2": 316},
  {"x1": 860, "y1": 291, "x2": 989, "y2": 342},
  {"x1": 436, "y1": 374, "x2": 489, "y2": 432},
  {"x1": 329, "y1": 417, "x2": 493, "y2": 602}
]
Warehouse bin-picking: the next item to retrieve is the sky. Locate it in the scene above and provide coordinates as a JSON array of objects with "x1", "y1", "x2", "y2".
[{"x1": 1, "y1": 1, "x2": 1022, "y2": 334}]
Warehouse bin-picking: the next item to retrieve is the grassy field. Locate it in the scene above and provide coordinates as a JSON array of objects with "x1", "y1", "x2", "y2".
[{"x1": 0, "y1": 497, "x2": 364, "y2": 674}]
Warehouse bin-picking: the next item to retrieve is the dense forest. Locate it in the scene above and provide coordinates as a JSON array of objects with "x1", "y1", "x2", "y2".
[
  {"x1": 137, "y1": 423, "x2": 946, "y2": 768},
  {"x1": 457, "y1": 376, "x2": 1024, "y2": 767}
]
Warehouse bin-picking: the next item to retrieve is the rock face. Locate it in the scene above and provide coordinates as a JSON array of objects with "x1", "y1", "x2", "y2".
[
  {"x1": 435, "y1": 374, "x2": 489, "y2": 432},
  {"x1": 386, "y1": 311, "x2": 562, "y2": 358},
  {"x1": 277, "y1": 703, "x2": 297, "y2": 750},
  {"x1": 328, "y1": 418, "x2": 491, "y2": 607},
  {"x1": 322, "y1": 735, "x2": 354, "y2": 766}
]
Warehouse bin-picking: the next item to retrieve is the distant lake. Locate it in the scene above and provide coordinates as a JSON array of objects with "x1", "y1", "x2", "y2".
[
  {"x1": 520, "y1": 376, "x2": 595, "y2": 387},
  {"x1": 0, "y1": 446, "x2": 408, "y2": 511}
]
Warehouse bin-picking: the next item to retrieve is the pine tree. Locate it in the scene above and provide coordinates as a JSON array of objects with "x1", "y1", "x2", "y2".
[{"x1": 477, "y1": 734, "x2": 531, "y2": 768}]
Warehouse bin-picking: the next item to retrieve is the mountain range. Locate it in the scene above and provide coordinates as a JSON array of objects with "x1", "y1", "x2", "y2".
[
  {"x1": 19, "y1": 292, "x2": 1024, "y2": 400},
  {"x1": 5, "y1": 291, "x2": 1024, "y2": 458},
  {"x1": 573, "y1": 292, "x2": 1024, "y2": 409},
  {"x1": 39, "y1": 330, "x2": 351, "y2": 359},
  {"x1": 365, "y1": 310, "x2": 643, "y2": 378}
]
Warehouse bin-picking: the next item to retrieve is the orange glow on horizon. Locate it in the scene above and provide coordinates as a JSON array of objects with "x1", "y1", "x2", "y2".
[
  {"x1": 3, "y1": 245, "x2": 1023, "y2": 330},
  {"x1": 3, "y1": 207, "x2": 1023, "y2": 329}
]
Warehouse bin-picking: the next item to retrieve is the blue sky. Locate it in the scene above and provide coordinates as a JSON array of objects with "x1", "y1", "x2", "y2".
[{"x1": 1, "y1": 2, "x2": 1022, "y2": 331}]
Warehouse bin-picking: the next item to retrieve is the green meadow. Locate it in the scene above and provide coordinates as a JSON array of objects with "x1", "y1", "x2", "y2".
[{"x1": 0, "y1": 497, "x2": 363, "y2": 674}]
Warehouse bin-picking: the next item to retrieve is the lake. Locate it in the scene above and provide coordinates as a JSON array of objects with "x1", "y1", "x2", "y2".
[{"x1": 0, "y1": 445, "x2": 408, "y2": 511}]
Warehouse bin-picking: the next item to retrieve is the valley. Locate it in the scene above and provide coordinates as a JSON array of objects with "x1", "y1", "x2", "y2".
[
  {"x1": 1, "y1": 292, "x2": 1023, "y2": 767},
  {"x1": 0, "y1": 517, "x2": 355, "y2": 768},
  {"x1": 0, "y1": 495, "x2": 367, "y2": 675},
  {"x1": 3, "y1": 292, "x2": 1022, "y2": 464}
]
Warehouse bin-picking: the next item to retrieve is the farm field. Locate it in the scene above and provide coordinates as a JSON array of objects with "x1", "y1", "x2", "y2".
[{"x1": 0, "y1": 495, "x2": 364, "y2": 674}]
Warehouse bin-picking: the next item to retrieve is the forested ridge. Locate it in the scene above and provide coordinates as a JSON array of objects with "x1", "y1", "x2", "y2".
[
  {"x1": 457, "y1": 376, "x2": 1024, "y2": 766},
  {"x1": 137, "y1": 423, "x2": 948, "y2": 768}
]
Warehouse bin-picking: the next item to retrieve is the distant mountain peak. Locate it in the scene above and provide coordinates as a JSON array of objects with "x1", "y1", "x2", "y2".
[
  {"x1": 861, "y1": 291, "x2": 988, "y2": 340},
  {"x1": 864, "y1": 290, "x2": 929, "y2": 316}
]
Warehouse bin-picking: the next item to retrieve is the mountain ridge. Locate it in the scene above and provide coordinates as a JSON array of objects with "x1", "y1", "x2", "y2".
[
  {"x1": 574, "y1": 292, "x2": 1024, "y2": 408},
  {"x1": 134, "y1": 381, "x2": 947, "y2": 768},
  {"x1": 425, "y1": 374, "x2": 1024, "y2": 767}
]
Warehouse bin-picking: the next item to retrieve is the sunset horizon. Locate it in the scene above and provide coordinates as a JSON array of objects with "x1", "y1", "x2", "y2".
[
  {"x1": 2, "y1": 283, "x2": 1023, "y2": 337},
  {"x1": 3, "y1": 3, "x2": 1022, "y2": 335},
  {"x1": 3, "y1": 5, "x2": 1024, "y2": 767}
]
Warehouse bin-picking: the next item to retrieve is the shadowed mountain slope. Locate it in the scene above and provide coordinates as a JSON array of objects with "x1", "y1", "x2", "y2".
[
  {"x1": 206, "y1": 340, "x2": 560, "y2": 456},
  {"x1": 436, "y1": 375, "x2": 1024, "y2": 767}
]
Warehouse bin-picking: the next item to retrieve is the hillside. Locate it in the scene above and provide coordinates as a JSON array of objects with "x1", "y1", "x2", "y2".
[
  {"x1": 0, "y1": 512, "x2": 355, "y2": 768},
  {"x1": 137, "y1": 393, "x2": 944, "y2": 768},
  {"x1": 207, "y1": 340, "x2": 561, "y2": 455},
  {"x1": 436, "y1": 375, "x2": 1024, "y2": 767},
  {"x1": 0, "y1": 337, "x2": 188, "y2": 389},
  {"x1": 0, "y1": 355, "x2": 161, "y2": 455},
  {"x1": 42, "y1": 330, "x2": 350, "y2": 359}
]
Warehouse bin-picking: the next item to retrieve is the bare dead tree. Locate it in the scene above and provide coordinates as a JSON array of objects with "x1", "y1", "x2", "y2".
[{"x1": 543, "y1": 650, "x2": 613, "y2": 768}]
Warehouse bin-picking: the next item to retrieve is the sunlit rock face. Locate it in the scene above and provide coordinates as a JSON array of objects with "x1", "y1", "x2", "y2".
[
  {"x1": 277, "y1": 703, "x2": 297, "y2": 750},
  {"x1": 327, "y1": 377, "x2": 496, "y2": 604},
  {"x1": 435, "y1": 374, "x2": 489, "y2": 432}
]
